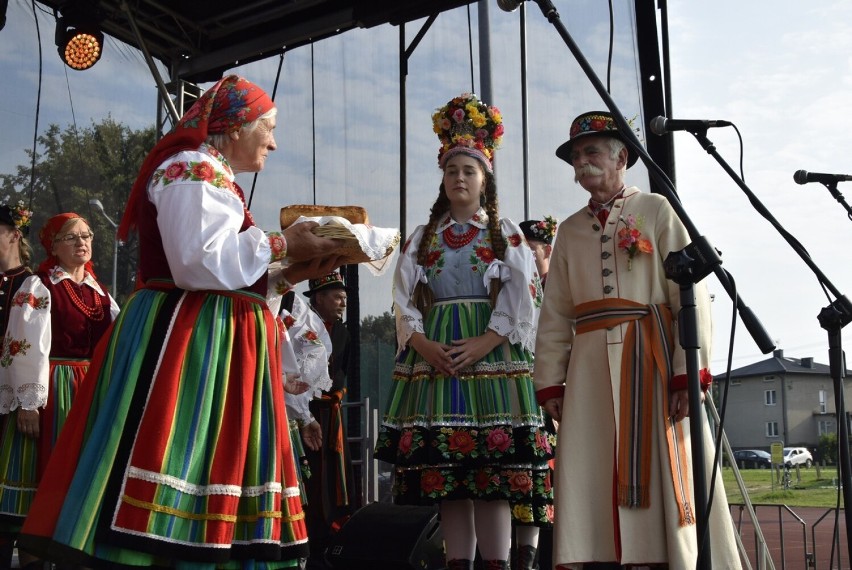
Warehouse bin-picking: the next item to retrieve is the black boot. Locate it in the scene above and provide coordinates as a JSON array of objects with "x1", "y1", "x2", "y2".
[
  {"x1": 515, "y1": 544, "x2": 537, "y2": 570},
  {"x1": 447, "y1": 559, "x2": 474, "y2": 570},
  {"x1": 483, "y1": 561, "x2": 509, "y2": 570}
]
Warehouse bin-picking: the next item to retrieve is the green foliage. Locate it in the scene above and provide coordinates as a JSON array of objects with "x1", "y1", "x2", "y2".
[
  {"x1": 360, "y1": 311, "x2": 397, "y2": 346},
  {"x1": 359, "y1": 311, "x2": 397, "y2": 413},
  {"x1": 818, "y1": 432, "x2": 838, "y2": 465},
  {"x1": 0, "y1": 117, "x2": 156, "y2": 303}
]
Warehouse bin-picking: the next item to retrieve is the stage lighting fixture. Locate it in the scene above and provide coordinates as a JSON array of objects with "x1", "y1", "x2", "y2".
[{"x1": 55, "y1": 14, "x2": 104, "y2": 70}]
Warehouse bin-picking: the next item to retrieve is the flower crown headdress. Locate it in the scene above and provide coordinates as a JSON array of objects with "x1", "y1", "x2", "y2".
[
  {"x1": 0, "y1": 200, "x2": 33, "y2": 235},
  {"x1": 433, "y1": 93, "x2": 504, "y2": 173}
]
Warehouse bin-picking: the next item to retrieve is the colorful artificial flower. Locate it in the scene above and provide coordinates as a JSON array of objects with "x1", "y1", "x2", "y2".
[
  {"x1": 529, "y1": 215, "x2": 558, "y2": 243},
  {"x1": 616, "y1": 214, "x2": 654, "y2": 270},
  {"x1": 11, "y1": 201, "x2": 33, "y2": 231}
]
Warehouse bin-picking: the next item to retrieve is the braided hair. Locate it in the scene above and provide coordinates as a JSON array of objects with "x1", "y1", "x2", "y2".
[{"x1": 412, "y1": 168, "x2": 505, "y2": 315}]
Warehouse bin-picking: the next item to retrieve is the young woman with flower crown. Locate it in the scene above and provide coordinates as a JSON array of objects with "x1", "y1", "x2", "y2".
[
  {"x1": 374, "y1": 94, "x2": 553, "y2": 570},
  {"x1": 0, "y1": 201, "x2": 51, "y2": 570}
]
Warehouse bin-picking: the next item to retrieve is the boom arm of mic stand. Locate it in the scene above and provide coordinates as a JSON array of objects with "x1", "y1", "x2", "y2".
[
  {"x1": 818, "y1": 182, "x2": 852, "y2": 222},
  {"x1": 687, "y1": 128, "x2": 852, "y2": 565}
]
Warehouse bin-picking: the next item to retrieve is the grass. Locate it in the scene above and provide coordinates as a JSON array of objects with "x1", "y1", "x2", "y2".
[{"x1": 721, "y1": 465, "x2": 846, "y2": 508}]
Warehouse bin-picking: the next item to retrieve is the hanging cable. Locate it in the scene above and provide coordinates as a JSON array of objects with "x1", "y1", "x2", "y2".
[
  {"x1": 606, "y1": 0, "x2": 614, "y2": 93},
  {"x1": 247, "y1": 50, "x2": 286, "y2": 209},
  {"x1": 466, "y1": 5, "x2": 475, "y2": 93},
  {"x1": 27, "y1": 0, "x2": 44, "y2": 212},
  {"x1": 63, "y1": 64, "x2": 93, "y2": 214},
  {"x1": 311, "y1": 42, "x2": 317, "y2": 205}
]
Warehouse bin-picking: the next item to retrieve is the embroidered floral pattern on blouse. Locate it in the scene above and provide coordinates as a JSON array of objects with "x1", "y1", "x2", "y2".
[
  {"x1": 0, "y1": 336, "x2": 32, "y2": 368},
  {"x1": 267, "y1": 231, "x2": 287, "y2": 262},
  {"x1": 12, "y1": 291, "x2": 49, "y2": 310},
  {"x1": 152, "y1": 145, "x2": 239, "y2": 202},
  {"x1": 528, "y1": 276, "x2": 543, "y2": 308},
  {"x1": 301, "y1": 330, "x2": 322, "y2": 345},
  {"x1": 507, "y1": 233, "x2": 522, "y2": 247},
  {"x1": 468, "y1": 235, "x2": 495, "y2": 275},
  {"x1": 282, "y1": 314, "x2": 296, "y2": 330},
  {"x1": 423, "y1": 233, "x2": 445, "y2": 281}
]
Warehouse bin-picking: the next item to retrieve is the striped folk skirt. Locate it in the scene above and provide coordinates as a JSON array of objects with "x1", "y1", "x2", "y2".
[
  {"x1": 374, "y1": 298, "x2": 554, "y2": 527},
  {"x1": 0, "y1": 359, "x2": 91, "y2": 532},
  {"x1": 19, "y1": 285, "x2": 308, "y2": 568}
]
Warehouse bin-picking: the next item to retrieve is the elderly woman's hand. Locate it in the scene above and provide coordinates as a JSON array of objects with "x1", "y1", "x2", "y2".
[
  {"x1": 17, "y1": 409, "x2": 40, "y2": 439},
  {"x1": 283, "y1": 222, "x2": 344, "y2": 262}
]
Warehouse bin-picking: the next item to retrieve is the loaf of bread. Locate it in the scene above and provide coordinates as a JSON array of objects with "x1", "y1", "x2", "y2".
[{"x1": 279, "y1": 205, "x2": 369, "y2": 229}]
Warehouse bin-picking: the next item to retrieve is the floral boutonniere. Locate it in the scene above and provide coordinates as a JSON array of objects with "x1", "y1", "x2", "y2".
[{"x1": 616, "y1": 214, "x2": 653, "y2": 270}]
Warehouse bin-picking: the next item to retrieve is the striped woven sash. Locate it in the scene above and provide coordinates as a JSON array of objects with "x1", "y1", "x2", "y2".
[{"x1": 576, "y1": 298, "x2": 694, "y2": 526}]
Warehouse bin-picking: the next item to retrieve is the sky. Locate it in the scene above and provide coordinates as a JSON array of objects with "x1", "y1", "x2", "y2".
[{"x1": 2, "y1": 0, "x2": 852, "y2": 374}]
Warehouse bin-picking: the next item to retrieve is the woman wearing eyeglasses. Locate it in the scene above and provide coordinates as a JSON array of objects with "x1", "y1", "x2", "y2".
[{"x1": 34, "y1": 213, "x2": 119, "y2": 481}]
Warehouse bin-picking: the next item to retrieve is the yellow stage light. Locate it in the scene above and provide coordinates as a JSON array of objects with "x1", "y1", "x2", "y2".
[{"x1": 56, "y1": 16, "x2": 104, "y2": 70}]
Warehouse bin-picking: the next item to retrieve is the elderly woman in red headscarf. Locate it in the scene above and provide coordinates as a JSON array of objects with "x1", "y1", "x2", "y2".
[
  {"x1": 1, "y1": 213, "x2": 119, "y2": 570},
  {"x1": 20, "y1": 76, "x2": 343, "y2": 569},
  {"x1": 36, "y1": 214, "x2": 119, "y2": 471}
]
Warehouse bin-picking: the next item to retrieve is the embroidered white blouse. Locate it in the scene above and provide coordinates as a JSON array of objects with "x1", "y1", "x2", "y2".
[
  {"x1": 148, "y1": 144, "x2": 284, "y2": 292},
  {"x1": 393, "y1": 208, "x2": 541, "y2": 354},
  {"x1": 0, "y1": 274, "x2": 51, "y2": 412},
  {"x1": 282, "y1": 294, "x2": 333, "y2": 425}
]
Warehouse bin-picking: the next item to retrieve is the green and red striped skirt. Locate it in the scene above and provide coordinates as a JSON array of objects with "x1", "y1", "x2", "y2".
[
  {"x1": 374, "y1": 298, "x2": 555, "y2": 527},
  {"x1": 19, "y1": 284, "x2": 308, "y2": 568}
]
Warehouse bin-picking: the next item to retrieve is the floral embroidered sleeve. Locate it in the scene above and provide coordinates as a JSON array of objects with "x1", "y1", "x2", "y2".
[
  {"x1": 486, "y1": 218, "x2": 540, "y2": 352},
  {"x1": 393, "y1": 225, "x2": 428, "y2": 353},
  {"x1": 0, "y1": 276, "x2": 51, "y2": 412},
  {"x1": 149, "y1": 148, "x2": 278, "y2": 291}
]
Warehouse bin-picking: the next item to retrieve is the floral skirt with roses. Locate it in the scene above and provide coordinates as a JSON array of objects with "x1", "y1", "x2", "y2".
[{"x1": 374, "y1": 299, "x2": 555, "y2": 527}]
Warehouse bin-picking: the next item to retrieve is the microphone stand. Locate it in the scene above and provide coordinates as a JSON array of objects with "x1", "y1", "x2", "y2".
[
  {"x1": 524, "y1": 1, "x2": 776, "y2": 567},
  {"x1": 818, "y1": 181, "x2": 852, "y2": 222},
  {"x1": 686, "y1": 129, "x2": 852, "y2": 564}
]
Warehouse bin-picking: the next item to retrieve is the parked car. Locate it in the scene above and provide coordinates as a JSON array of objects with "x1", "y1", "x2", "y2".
[
  {"x1": 783, "y1": 447, "x2": 813, "y2": 468},
  {"x1": 732, "y1": 449, "x2": 772, "y2": 469}
]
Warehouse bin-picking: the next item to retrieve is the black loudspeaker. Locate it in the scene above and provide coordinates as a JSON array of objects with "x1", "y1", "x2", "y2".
[{"x1": 326, "y1": 502, "x2": 444, "y2": 569}]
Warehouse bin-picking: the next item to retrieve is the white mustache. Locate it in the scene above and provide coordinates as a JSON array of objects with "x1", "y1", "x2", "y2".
[{"x1": 574, "y1": 164, "x2": 604, "y2": 182}]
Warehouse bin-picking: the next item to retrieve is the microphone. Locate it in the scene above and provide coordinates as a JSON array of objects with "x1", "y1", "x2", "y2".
[
  {"x1": 497, "y1": 0, "x2": 524, "y2": 12},
  {"x1": 649, "y1": 116, "x2": 732, "y2": 135},
  {"x1": 793, "y1": 170, "x2": 852, "y2": 185}
]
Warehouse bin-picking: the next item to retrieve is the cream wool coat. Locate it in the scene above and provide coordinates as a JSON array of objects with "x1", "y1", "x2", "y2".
[{"x1": 534, "y1": 187, "x2": 741, "y2": 568}]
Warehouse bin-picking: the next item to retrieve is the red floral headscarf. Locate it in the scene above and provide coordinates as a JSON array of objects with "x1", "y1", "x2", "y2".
[
  {"x1": 117, "y1": 75, "x2": 275, "y2": 240},
  {"x1": 38, "y1": 212, "x2": 97, "y2": 277}
]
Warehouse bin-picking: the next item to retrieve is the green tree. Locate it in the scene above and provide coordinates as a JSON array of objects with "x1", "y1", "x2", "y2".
[
  {"x1": 359, "y1": 311, "x2": 397, "y2": 412},
  {"x1": 818, "y1": 432, "x2": 838, "y2": 465},
  {"x1": 0, "y1": 117, "x2": 155, "y2": 303},
  {"x1": 360, "y1": 311, "x2": 397, "y2": 346}
]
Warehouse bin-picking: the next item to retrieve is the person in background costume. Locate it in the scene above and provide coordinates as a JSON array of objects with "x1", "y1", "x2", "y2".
[
  {"x1": 0, "y1": 202, "x2": 50, "y2": 570},
  {"x1": 512, "y1": 215, "x2": 558, "y2": 570},
  {"x1": 301, "y1": 271, "x2": 356, "y2": 569},
  {"x1": 519, "y1": 216, "x2": 556, "y2": 289},
  {"x1": 534, "y1": 110, "x2": 741, "y2": 569},
  {"x1": 36, "y1": 213, "x2": 120, "y2": 472},
  {"x1": 19, "y1": 75, "x2": 343, "y2": 569},
  {"x1": 374, "y1": 93, "x2": 553, "y2": 570}
]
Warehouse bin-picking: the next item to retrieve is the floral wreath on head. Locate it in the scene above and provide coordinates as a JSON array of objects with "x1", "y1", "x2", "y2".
[
  {"x1": 527, "y1": 215, "x2": 558, "y2": 243},
  {"x1": 9, "y1": 200, "x2": 33, "y2": 232},
  {"x1": 433, "y1": 93, "x2": 504, "y2": 165}
]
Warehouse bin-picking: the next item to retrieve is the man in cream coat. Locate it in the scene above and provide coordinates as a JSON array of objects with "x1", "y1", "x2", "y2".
[{"x1": 534, "y1": 111, "x2": 741, "y2": 569}]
